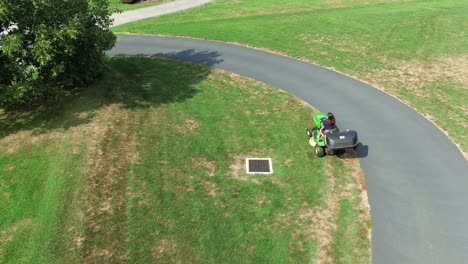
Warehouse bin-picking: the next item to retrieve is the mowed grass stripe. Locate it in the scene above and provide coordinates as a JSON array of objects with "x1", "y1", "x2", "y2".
[
  {"x1": 113, "y1": 0, "x2": 468, "y2": 152},
  {"x1": 0, "y1": 57, "x2": 369, "y2": 263},
  {"x1": 0, "y1": 139, "x2": 86, "y2": 263}
]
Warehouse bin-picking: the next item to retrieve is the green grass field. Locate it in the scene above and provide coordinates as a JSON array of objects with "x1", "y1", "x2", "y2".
[
  {"x1": 0, "y1": 57, "x2": 370, "y2": 263},
  {"x1": 109, "y1": 0, "x2": 173, "y2": 11},
  {"x1": 113, "y1": 0, "x2": 468, "y2": 153}
]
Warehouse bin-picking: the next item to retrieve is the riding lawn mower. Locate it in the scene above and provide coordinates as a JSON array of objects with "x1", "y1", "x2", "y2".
[{"x1": 306, "y1": 112, "x2": 359, "y2": 157}]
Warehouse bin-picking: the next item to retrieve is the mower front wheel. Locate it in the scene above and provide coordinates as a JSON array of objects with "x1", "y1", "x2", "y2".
[{"x1": 315, "y1": 146, "x2": 325, "y2": 157}]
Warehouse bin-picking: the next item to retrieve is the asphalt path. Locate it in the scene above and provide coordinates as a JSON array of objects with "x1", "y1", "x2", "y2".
[
  {"x1": 109, "y1": 35, "x2": 468, "y2": 264},
  {"x1": 111, "y1": 0, "x2": 213, "y2": 27}
]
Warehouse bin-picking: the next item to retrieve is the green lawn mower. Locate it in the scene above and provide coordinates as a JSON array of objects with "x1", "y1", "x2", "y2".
[{"x1": 306, "y1": 112, "x2": 359, "y2": 157}]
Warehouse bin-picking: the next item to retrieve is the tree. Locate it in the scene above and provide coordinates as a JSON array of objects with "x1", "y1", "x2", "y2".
[{"x1": 0, "y1": 0, "x2": 116, "y2": 107}]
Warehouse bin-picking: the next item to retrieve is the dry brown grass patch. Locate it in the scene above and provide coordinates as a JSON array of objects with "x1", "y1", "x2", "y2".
[
  {"x1": 273, "y1": 160, "x2": 340, "y2": 264},
  {"x1": 284, "y1": 157, "x2": 294, "y2": 166},
  {"x1": 190, "y1": 158, "x2": 219, "y2": 196},
  {"x1": 76, "y1": 104, "x2": 135, "y2": 263},
  {"x1": 0, "y1": 218, "x2": 33, "y2": 252},
  {"x1": 192, "y1": 157, "x2": 216, "y2": 177},
  {"x1": 299, "y1": 33, "x2": 374, "y2": 57},
  {"x1": 4, "y1": 164, "x2": 15, "y2": 171},
  {"x1": 73, "y1": 236, "x2": 85, "y2": 248},
  {"x1": 310, "y1": 162, "x2": 340, "y2": 264},
  {"x1": 169, "y1": 167, "x2": 190, "y2": 179},
  {"x1": 151, "y1": 239, "x2": 177, "y2": 259},
  {"x1": 173, "y1": 118, "x2": 200, "y2": 133},
  {"x1": 324, "y1": 0, "x2": 413, "y2": 7},
  {"x1": 0, "y1": 130, "x2": 63, "y2": 154},
  {"x1": 202, "y1": 180, "x2": 218, "y2": 198},
  {"x1": 366, "y1": 55, "x2": 468, "y2": 97},
  {"x1": 228, "y1": 155, "x2": 260, "y2": 184},
  {"x1": 273, "y1": 156, "x2": 371, "y2": 263},
  {"x1": 258, "y1": 191, "x2": 272, "y2": 206}
]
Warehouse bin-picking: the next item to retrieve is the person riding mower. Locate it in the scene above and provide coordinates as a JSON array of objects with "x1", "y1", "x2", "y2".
[{"x1": 306, "y1": 112, "x2": 358, "y2": 157}]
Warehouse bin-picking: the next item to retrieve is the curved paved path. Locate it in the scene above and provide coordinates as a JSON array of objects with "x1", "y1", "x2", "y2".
[
  {"x1": 109, "y1": 35, "x2": 468, "y2": 264},
  {"x1": 111, "y1": 0, "x2": 213, "y2": 27}
]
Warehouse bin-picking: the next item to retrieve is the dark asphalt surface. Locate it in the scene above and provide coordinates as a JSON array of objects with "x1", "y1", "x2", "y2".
[{"x1": 110, "y1": 35, "x2": 468, "y2": 264}]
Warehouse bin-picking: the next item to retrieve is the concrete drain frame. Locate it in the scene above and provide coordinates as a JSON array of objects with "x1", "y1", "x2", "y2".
[{"x1": 246, "y1": 158, "x2": 273, "y2": 174}]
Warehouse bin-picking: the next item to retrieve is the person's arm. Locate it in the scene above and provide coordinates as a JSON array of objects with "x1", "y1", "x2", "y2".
[{"x1": 318, "y1": 123, "x2": 325, "y2": 138}]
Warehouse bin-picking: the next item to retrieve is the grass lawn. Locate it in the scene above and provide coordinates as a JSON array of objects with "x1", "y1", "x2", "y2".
[
  {"x1": 0, "y1": 57, "x2": 370, "y2": 263},
  {"x1": 113, "y1": 0, "x2": 468, "y2": 153},
  {"x1": 109, "y1": 0, "x2": 173, "y2": 12}
]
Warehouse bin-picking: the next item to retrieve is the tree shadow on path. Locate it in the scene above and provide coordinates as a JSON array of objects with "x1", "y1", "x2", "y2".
[
  {"x1": 152, "y1": 49, "x2": 224, "y2": 66},
  {"x1": 111, "y1": 49, "x2": 224, "y2": 67}
]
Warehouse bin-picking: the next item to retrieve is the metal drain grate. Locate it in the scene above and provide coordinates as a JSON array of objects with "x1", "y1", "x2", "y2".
[{"x1": 246, "y1": 158, "x2": 273, "y2": 174}]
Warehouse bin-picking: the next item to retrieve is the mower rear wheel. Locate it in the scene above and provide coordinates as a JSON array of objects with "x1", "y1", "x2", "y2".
[{"x1": 315, "y1": 146, "x2": 325, "y2": 157}]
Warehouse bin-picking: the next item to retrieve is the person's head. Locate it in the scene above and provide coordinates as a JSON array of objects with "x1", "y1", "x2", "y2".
[{"x1": 327, "y1": 112, "x2": 335, "y2": 126}]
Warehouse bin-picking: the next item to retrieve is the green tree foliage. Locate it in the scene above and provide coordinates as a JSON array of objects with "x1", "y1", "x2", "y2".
[{"x1": 0, "y1": 0, "x2": 116, "y2": 107}]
